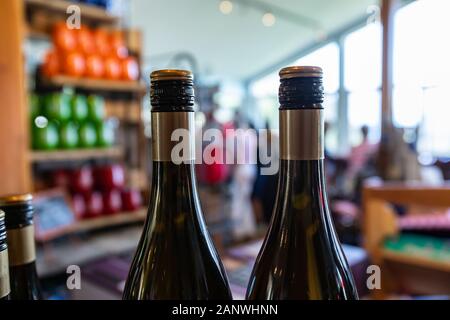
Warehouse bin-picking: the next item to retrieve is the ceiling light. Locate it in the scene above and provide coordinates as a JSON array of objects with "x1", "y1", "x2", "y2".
[
  {"x1": 219, "y1": 1, "x2": 233, "y2": 15},
  {"x1": 262, "y1": 13, "x2": 276, "y2": 27}
]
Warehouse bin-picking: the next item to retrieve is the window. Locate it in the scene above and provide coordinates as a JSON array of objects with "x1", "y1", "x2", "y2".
[
  {"x1": 250, "y1": 72, "x2": 279, "y2": 128},
  {"x1": 250, "y1": 43, "x2": 340, "y2": 152},
  {"x1": 344, "y1": 21, "x2": 382, "y2": 145},
  {"x1": 393, "y1": 0, "x2": 450, "y2": 157}
]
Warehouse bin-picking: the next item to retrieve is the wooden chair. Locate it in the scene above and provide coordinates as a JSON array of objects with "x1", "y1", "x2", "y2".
[{"x1": 362, "y1": 182, "x2": 450, "y2": 297}]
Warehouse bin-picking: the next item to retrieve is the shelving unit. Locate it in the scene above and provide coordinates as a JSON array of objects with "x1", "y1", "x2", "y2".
[
  {"x1": 25, "y1": 0, "x2": 119, "y2": 25},
  {"x1": 21, "y1": 0, "x2": 149, "y2": 193},
  {"x1": 30, "y1": 147, "x2": 124, "y2": 162},
  {"x1": 0, "y1": 0, "x2": 149, "y2": 283},
  {"x1": 41, "y1": 76, "x2": 147, "y2": 94}
]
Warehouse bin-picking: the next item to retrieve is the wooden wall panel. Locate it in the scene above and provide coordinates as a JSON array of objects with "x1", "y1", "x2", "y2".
[{"x1": 0, "y1": 0, "x2": 31, "y2": 195}]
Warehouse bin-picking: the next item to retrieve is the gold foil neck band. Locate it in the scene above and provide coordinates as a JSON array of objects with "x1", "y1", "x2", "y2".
[
  {"x1": 152, "y1": 112, "x2": 195, "y2": 162},
  {"x1": 279, "y1": 66, "x2": 323, "y2": 79},
  {"x1": 0, "y1": 250, "x2": 10, "y2": 298},
  {"x1": 280, "y1": 109, "x2": 324, "y2": 160},
  {"x1": 150, "y1": 69, "x2": 193, "y2": 81},
  {"x1": 7, "y1": 225, "x2": 36, "y2": 266}
]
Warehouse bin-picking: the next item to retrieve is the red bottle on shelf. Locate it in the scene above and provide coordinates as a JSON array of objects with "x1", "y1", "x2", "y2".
[
  {"x1": 121, "y1": 189, "x2": 142, "y2": 212},
  {"x1": 52, "y1": 169, "x2": 70, "y2": 189},
  {"x1": 102, "y1": 189, "x2": 122, "y2": 215},
  {"x1": 70, "y1": 166, "x2": 94, "y2": 194},
  {"x1": 84, "y1": 192, "x2": 104, "y2": 219},
  {"x1": 72, "y1": 194, "x2": 87, "y2": 219},
  {"x1": 94, "y1": 164, "x2": 125, "y2": 191}
]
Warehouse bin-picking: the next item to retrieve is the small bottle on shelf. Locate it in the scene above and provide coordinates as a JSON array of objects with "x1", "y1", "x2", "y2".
[{"x1": 0, "y1": 194, "x2": 43, "y2": 300}]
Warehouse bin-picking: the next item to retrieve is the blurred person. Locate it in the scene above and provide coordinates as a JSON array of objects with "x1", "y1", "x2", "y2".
[
  {"x1": 196, "y1": 105, "x2": 232, "y2": 250},
  {"x1": 251, "y1": 120, "x2": 279, "y2": 225},
  {"x1": 344, "y1": 125, "x2": 379, "y2": 194},
  {"x1": 349, "y1": 126, "x2": 378, "y2": 176}
]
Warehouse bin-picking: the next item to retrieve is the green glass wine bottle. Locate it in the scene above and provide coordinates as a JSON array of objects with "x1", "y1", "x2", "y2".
[
  {"x1": 123, "y1": 69, "x2": 232, "y2": 300},
  {"x1": 0, "y1": 194, "x2": 43, "y2": 300},
  {"x1": 246, "y1": 66, "x2": 359, "y2": 300}
]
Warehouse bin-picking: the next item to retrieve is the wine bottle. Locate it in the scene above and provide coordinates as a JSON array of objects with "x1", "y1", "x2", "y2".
[
  {"x1": 0, "y1": 194, "x2": 43, "y2": 300},
  {"x1": 0, "y1": 210, "x2": 11, "y2": 300},
  {"x1": 123, "y1": 69, "x2": 232, "y2": 300},
  {"x1": 246, "y1": 66, "x2": 359, "y2": 300}
]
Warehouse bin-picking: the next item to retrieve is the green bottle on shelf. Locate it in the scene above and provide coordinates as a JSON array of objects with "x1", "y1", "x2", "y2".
[
  {"x1": 32, "y1": 117, "x2": 59, "y2": 150},
  {"x1": 87, "y1": 95, "x2": 105, "y2": 123},
  {"x1": 78, "y1": 122, "x2": 97, "y2": 148},
  {"x1": 70, "y1": 94, "x2": 88, "y2": 122},
  {"x1": 44, "y1": 92, "x2": 72, "y2": 123},
  {"x1": 59, "y1": 122, "x2": 79, "y2": 149},
  {"x1": 95, "y1": 122, "x2": 114, "y2": 147}
]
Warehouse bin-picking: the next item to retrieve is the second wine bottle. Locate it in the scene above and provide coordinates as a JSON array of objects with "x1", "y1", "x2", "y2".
[
  {"x1": 123, "y1": 69, "x2": 232, "y2": 300},
  {"x1": 246, "y1": 66, "x2": 359, "y2": 300}
]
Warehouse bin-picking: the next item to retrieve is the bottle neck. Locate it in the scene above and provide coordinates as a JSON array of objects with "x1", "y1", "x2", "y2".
[
  {"x1": 0, "y1": 204, "x2": 36, "y2": 267},
  {"x1": 279, "y1": 108, "x2": 324, "y2": 161},
  {"x1": 276, "y1": 107, "x2": 327, "y2": 218},
  {"x1": 6, "y1": 225, "x2": 37, "y2": 267},
  {"x1": 151, "y1": 111, "x2": 195, "y2": 163},
  {"x1": 150, "y1": 110, "x2": 199, "y2": 220}
]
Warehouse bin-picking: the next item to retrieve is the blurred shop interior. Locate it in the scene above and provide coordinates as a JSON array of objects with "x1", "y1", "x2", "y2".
[{"x1": 0, "y1": 0, "x2": 449, "y2": 299}]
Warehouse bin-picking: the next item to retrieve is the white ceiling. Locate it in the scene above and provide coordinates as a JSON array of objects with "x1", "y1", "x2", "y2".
[{"x1": 129, "y1": 0, "x2": 379, "y2": 81}]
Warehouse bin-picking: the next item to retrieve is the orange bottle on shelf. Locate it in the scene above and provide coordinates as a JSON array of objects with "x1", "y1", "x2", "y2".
[
  {"x1": 52, "y1": 22, "x2": 77, "y2": 52},
  {"x1": 42, "y1": 50, "x2": 60, "y2": 78},
  {"x1": 62, "y1": 51, "x2": 86, "y2": 77},
  {"x1": 93, "y1": 29, "x2": 111, "y2": 57},
  {"x1": 85, "y1": 54, "x2": 105, "y2": 79},
  {"x1": 110, "y1": 30, "x2": 128, "y2": 59},
  {"x1": 121, "y1": 56, "x2": 139, "y2": 81},
  {"x1": 104, "y1": 56, "x2": 121, "y2": 80},
  {"x1": 77, "y1": 25, "x2": 96, "y2": 55}
]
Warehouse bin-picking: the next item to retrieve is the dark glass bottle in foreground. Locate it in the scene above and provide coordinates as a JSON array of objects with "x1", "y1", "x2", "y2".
[
  {"x1": 0, "y1": 194, "x2": 43, "y2": 300},
  {"x1": 0, "y1": 210, "x2": 11, "y2": 300},
  {"x1": 123, "y1": 69, "x2": 232, "y2": 300},
  {"x1": 246, "y1": 66, "x2": 358, "y2": 300}
]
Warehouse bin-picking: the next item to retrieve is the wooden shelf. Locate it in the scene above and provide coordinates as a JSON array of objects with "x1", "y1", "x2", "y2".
[
  {"x1": 41, "y1": 76, "x2": 147, "y2": 94},
  {"x1": 37, "y1": 208, "x2": 147, "y2": 243},
  {"x1": 25, "y1": 0, "x2": 118, "y2": 25},
  {"x1": 382, "y1": 249, "x2": 450, "y2": 273},
  {"x1": 26, "y1": 27, "x2": 49, "y2": 41},
  {"x1": 37, "y1": 225, "x2": 142, "y2": 277},
  {"x1": 67, "y1": 208, "x2": 147, "y2": 235},
  {"x1": 30, "y1": 147, "x2": 123, "y2": 162}
]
